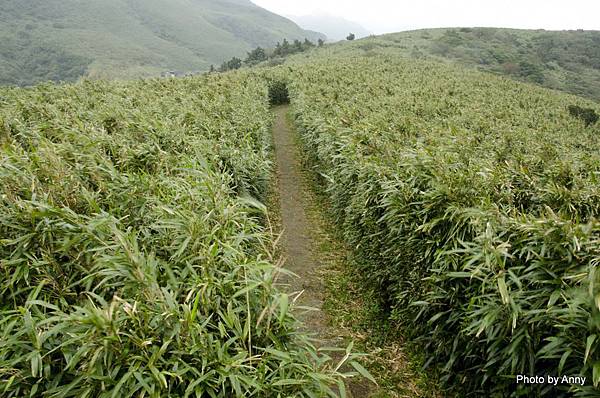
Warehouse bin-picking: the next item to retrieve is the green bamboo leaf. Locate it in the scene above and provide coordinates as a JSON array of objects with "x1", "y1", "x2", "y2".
[
  {"x1": 349, "y1": 361, "x2": 377, "y2": 384},
  {"x1": 497, "y1": 273, "x2": 509, "y2": 305},
  {"x1": 585, "y1": 335, "x2": 597, "y2": 364}
]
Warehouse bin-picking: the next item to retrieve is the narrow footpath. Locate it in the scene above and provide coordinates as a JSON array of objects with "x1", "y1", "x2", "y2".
[
  {"x1": 271, "y1": 105, "x2": 373, "y2": 397},
  {"x1": 271, "y1": 105, "x2": 441, "y2": 398},
  {"x1": 272, "y1": 105, "x2": 328, "y2": 336}
]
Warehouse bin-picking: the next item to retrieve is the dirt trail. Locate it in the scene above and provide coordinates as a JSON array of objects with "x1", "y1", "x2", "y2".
[
  {"x1": 272, "y1": 105, "x2": 327, "y2": 335},
  {"x1": 272, "y1": 105, "x2": 372, "y2": 398}
]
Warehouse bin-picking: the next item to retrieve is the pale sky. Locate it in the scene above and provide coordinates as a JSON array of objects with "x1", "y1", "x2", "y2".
[{"x1": 251, "y1": 0, "x2": 600, "y2": 34}]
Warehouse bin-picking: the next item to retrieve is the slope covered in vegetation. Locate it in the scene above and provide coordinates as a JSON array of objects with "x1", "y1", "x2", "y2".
[
  {"x1": 2, "y1": 23, "x2": 600, "y2": 397},
  {"x1": 276, "y1": 54, "x2": 600, "y2": 395},
  {"x1": 0, "y1": 0, "x2": 323, "y2": 86},
  {"x1": 307, "y1": 28, "x2": 600, "y2": 101},
  {"x1": 0, "y1": 73, "x2": 358, "y2": 396}
]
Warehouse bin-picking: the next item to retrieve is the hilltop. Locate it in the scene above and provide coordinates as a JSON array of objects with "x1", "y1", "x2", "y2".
[
  {"x1": 0, "y1": 0, "x2": 323, "y2": 86},
  {"x1": 292, "y1": 27, "x2": 600, "y2": 101}
]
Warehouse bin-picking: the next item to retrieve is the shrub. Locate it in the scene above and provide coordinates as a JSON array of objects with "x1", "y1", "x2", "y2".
[
  {"x1": 267, "y1": 79, "x2": 289, "y2": 105},
  {"x1": 568, "y1": 104, "x2": 599, "y2": 126}
]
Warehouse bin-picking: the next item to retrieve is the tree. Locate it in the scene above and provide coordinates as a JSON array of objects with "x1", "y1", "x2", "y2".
[
  {"x1": 292, "y1": 39, "x2": 303, "y2": 53},
  {"x1": 346, "y1": 33, "x2": 355, "y2": 41},
  {"x1": 317, "y1": 38, "x2": 324, "y2": 47},
  {"x1": 218, "y1": 57, "x2": 242, "y2": 72},
  {"x1": 518, "y1": 61, "x2": 544, "y2": 84},
  {"x1": 209, "y1": 65, "x2": 215, "y2": 73},
  {"x1": 274, "y1": 39, "x2": 291, "y2": 57},
  {"x1": 228, "y1": 57, "x2": 242, "y2": 70},
  {"x1": 245, "y1": 47, "x2": 267, "y2": 65},
  {"x1": 303, "y1": 38, "x2": 315, "y2": 49}
]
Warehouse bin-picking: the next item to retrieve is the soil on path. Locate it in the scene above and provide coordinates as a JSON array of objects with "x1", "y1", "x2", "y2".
[
  {"x1": 271, "y1": 105, "x2": 373, "y2": 397},
  {"x1": 272, "y1": 105, "x2": 328, "y2": 336}
]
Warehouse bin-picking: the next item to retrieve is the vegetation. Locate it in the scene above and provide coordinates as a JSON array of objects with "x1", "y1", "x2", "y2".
[
  {"x1": 279, "y1": 56, "x2": 600, "y2": 396},
  {"x1": 308, "y1": 28, "x2": 600, "y2": 101},
  {"x1": 245, "y1": 47, "x2": 269, "y2": 66},
  {"x1": 2, "y1": 18, "x2": 600, "y2": 397},
  {"x1": 218, "y1": 39, "x2": 318, "y2": 72},
  {"x1": 0, "y1": 72, "x2": 362, "y2": 396},
  {"x1": 0, "y1": 0, "x2": 324, "y2": 86},
  {"x1": 568, "y1": 105, "x2": 599, "y2": 127},
  {"x1": 219, "y1": 57, "x2": 243, "y2": 72}
]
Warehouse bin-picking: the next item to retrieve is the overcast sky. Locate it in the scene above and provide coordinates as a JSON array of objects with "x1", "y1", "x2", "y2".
[{"x1": 251, "y1": 0, "x2": 600, "y2": 34}]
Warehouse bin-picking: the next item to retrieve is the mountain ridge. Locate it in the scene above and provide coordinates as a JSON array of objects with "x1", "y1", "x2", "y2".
[{"x1": 0, "y1": 0, "x2": 324, "y2": 86}]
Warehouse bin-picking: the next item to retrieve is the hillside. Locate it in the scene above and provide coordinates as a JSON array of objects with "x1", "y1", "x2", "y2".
[
  {"x1": 298, "y1": 28, "x2": 600, "y2": 101},
  {"x1": 3, "y1": 20, "x2": 600, "y2": 397},
  {"x1": 276, "y1": 53, "x2": 600, "y2": 395},
  {"x1": 0, "y1": 0, "x2": 323, "y2": 86}
]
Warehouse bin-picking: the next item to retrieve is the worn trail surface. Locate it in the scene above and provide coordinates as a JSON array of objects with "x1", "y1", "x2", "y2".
[
  {"x1": 272, "y1": 105, "x2": 327, "y2": 335},
  {"x1": 271, "y1": 105, "x2": 372, "y2": 398}
]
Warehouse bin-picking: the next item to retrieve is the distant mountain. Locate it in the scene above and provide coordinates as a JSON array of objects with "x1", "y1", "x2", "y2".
[
  {"x1": 287, "y1": 13, "x2": 371, "y2": 42},
  {"x1": 311, "y1": 28, "x2": 600, "y2": 101},
  {"x1": 0, "y1": 0, "x2": 324, "y2": 86}
]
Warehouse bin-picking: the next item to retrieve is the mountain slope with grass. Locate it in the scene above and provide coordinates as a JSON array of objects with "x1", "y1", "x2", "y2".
[
  {"x1": 270, "y1": 31, "x2": 600, "y2": 395},
  {"x1": 0, "y1": 0, "x2": 323, "y2": 86},
  {"x1": 302, "y1": 28, "x2": 600, "y2": 101}
]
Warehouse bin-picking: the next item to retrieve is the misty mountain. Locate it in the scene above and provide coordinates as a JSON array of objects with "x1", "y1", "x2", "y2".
[
  {"x1": 287, "y1": 13, "x2": 371, "y2": 42},
  {"x1": 0, "y1": 0, "x2": 324, "y2": 86}
]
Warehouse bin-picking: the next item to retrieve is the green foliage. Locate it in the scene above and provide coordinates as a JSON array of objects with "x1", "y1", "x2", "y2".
[
  {"x1": 0, "y1": 0, "x2": 324, "y2": 86},
  {"x1": 219, "y1": 57, "x2": 243, "y2": 72},
  {"x1": 346, "y1": 33, "x2": 356, "y2": 41},
  {"x1": 267, "y1": 79, "x2": 290, "y2": 105},
  {"x1": 568, "y1": 105, "x2": 599, "y2": 127},
  {"x1": 273, "y1": 38, "x2": 317, "y2": 58},
  {"x1": 0, "y1": 72, "x2": 360, "y2": 396},
  {"x1": 302, "y1": 28, "x2": 600, "y2": 101},
  {"x1": 281, "y1": 56, "x2": 600, "y2": 396},
  {"x1": 518, "y1": 60, "x2": 545, "y2": 84},
  {"x1": 245, "y1": 47, "x2": 268, "y2": 65}
]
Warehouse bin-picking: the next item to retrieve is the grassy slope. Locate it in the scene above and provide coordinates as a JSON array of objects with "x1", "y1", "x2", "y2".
[
  {"x1": 294, "y1": 28, "x2": 600, "y2": 101},
  {"x1": 279, "y1": 36, "x2": 600, "y2": 395},
  {"x1": 0, "y1": 0, "x2": 323, "y2": 86}
]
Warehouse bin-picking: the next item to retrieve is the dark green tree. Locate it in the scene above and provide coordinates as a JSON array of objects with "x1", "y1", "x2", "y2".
[
  {"x1": 293, "y1": 39, "x2": 303, "y2": 52},
  {"x1": 245, "y1": 47, "x2": 267, "y2": 65},
  {"x1": 317, "y1": 38, "x2": 324, "y2": 47},
  {"x1": 273, "y1": 39, "x2": 291, "y2": 57},
  {"x1": 518, "y1": 61, "x2": 544, "y2": 84},
  {"x1": 219, "y1": 57, "x2": 242, "y2": 72},
  {"x1": 346, "y1": 33, "x2": 356, "y2": 41},
  {"x1": 303, "y1": 38, "x2": 315, "y2": 49}
]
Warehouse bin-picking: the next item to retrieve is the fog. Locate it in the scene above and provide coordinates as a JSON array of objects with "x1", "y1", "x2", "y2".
[{"x1": 252, "y1": 0, "x2": 600, "y2": 34}]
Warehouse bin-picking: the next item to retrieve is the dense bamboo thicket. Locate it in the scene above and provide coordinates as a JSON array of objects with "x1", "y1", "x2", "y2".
[
  {"x1": 0, "y1": 74, "x2": 357, "y2": 397},
  {"x1": 285, "y1": 57, "x2": 600, "y2": 396}
]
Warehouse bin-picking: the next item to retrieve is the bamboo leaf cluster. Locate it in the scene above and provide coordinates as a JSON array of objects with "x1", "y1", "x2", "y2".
[
  {"x1": 284, "y1": 56, "x2": 600, "y2": 396},
  {"x1": 0, "y1": 73, "x2": 356, "y2": 396}
]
